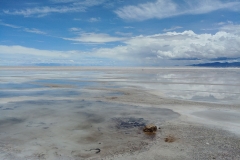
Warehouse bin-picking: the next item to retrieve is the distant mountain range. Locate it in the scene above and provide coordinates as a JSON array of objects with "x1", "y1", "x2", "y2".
[
  {"x1": 190, "y1": 62, "x2": 240, "y2": 67},
  {"x1": 28, "y1": 62, "x2": 240, "y2": 67}
]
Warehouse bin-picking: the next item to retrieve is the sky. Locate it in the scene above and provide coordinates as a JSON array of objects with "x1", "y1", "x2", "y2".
[{"x1": 0, "y1": 0, "x2": 240, "y2": 66}]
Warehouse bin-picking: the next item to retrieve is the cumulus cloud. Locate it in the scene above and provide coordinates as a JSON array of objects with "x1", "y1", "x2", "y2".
[
  {"x1": 220, "y1": 24, "x2": 240, "y2": 34},
  {"x1": 115, "y1": 0, "x2": 240, "y2": 21},
  {"x1": 92, "y1": 25, "x2": 240, "y2": 62},
  {"x1": 64, "y1": 33, "x2": 126, "y2": 43}
]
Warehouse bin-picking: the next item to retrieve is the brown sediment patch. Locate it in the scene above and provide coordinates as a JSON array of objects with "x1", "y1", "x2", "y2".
[
  {"x1": 143, "y1": 124, "x2": 157, "y2": 134},
  {"x1": 164, "y1": 135, "x2": 177, "y2": 143},
  {"x1": 74, "y1": 123, "x2": 93, "y2": 130},
  {"x1": 44, "y1": 83, "x2": 74, "y2": 88},
  {"x1": 79, "y1": 132, "x2": 103, "y2": 143},
  {"x1": 31, "y1": 82, "x2": 75, "y2": 88},
  {"x1": 107, "y1": 97, "x2": 118, "y2": 100}
]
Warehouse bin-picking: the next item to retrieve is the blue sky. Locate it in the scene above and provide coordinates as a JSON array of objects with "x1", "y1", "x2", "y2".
[{"x1": 0, "y1": 0, "x2": 240, "y2": 66}]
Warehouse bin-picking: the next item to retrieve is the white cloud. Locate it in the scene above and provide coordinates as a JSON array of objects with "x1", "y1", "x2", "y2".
[
  {"x1": 217, "y1": 21, "x2": 233, "y2": 26},
  {"x1": 0, "y1": 45, "x2": 109, "y2": 66},
  {"x1": 73, "y1": 0, "x2": 105, "y2": 7},
  {"x1": 201, "y1": 21, "x2": 238, "y2": 32},
  {"x1": 88, "y1": 17, "x2": 101, "y2": 22},
  {"x1": 91, "y1": 25, "x2": 240, "y2": 62},
  {"x1": 0, "y1": 20, "x2": 47, "y2": 35},
  {"x1": 3, "y1": 0, "x2": 105, "y2": 17},
  {"x1": 0, "y1": 21, "x2": 21, "y2": 28},
  {"x1": 115, "y1": 0, "x2": 240, "y2": 21},
  {"x1": 50, "y1": 0, "x2": 78, "y2": 3},
  {"x1": 64, "y1": 33, "x2": 126, "y2": 43},
  {"x1": 24, "y1": 28, "x2": 46, "y2": 34},
  {"x1": 115, "y1": 0, "x2": 177, "y2": 21},
  {"x1": 73, "y1": 18, "x2": 81, "y2": 21},
  {"x1": 69, "y1": 27, "x2": 82, "y2": 32},
  {"x1": 220, "y1": 24, "x2": 240, "y2": 34},
  {"x1": 115, "y1": 31, "x2": 132, "y2": 36},
  {"x1": 124, "y1": 26, "x2": 134, "y2": 29},
  {"x1": 4, "y1": 6, "x2": 85, "y2": 17},
  {"x1": 217, "y1": 22, "x2": 227, "y2": 26},
  {"x1": 163, "y1": 26, "x2": 182, "y2": 32},
  {"x1": 0, "y1": 45, "x2": 71, "y2": 57}
]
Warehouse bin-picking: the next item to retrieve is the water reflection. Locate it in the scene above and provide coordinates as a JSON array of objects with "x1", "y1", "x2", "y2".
[
  {"x1": 1, "y1": 68, "x2": 239, "y2": 104},
  {"x1": 111, "y1": 69, "x2": 240, "y2": 104},
  {"x1": 154, "y1": 69, "x2": 240, "y2": 104}
]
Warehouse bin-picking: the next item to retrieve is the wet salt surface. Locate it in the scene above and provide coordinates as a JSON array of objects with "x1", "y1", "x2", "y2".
[
  {"x1": 192, "y1": 110, "x2": 240, "y2": 123},
  {"x1": 0, "y1": 67, "x2": 240, "y2": 159},
  {"x1": 0, "y1": 99, "x2": 179, "y2": 159},
  {"x1": 1, "y1": 68, "x2": 240, "y2": 104},
  {"x1": 112, "y1": 69, "x2": 240, "y2": 104}
]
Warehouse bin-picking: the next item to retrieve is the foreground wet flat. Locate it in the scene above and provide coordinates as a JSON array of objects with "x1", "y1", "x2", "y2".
[{"x1": 0, "y1": 67, "x2": 240, "y2": 160}]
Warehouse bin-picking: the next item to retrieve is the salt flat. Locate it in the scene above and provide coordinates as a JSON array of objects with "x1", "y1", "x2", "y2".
[{"x1": 0, "y1": 67, "x2": 240, "y2": 160}]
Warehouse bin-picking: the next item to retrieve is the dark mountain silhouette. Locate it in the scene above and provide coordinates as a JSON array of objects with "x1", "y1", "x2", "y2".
[{"x1": 190, "y1": 62, "x2": 240, "y2": 67}]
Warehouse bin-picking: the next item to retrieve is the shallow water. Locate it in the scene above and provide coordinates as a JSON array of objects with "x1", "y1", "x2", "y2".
[
  {"x1": 0, "y1": 98, "x2": 179, "y2": 159},
  {"x1": 1, "y1": 68, "x2": 240, "y2": 104},
  {"x1": 112, "y1": 68, "x2": 240, "y2": 104},
  {"x1": 0, "y1": 67, "x2": 240, "y2": 159}
]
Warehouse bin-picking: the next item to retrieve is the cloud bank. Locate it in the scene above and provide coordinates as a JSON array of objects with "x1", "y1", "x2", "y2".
[{"x1": 92, "y1": 24, "x2": 240, "y2": 62}]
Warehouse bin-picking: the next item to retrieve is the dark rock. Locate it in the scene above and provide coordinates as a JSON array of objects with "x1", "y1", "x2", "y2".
[{"x1": 143, "y1": 124, "x2": 157, "y2": 133}]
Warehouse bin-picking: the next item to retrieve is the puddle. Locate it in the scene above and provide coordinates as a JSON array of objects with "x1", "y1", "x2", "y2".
[
  {"x1": 112, "y1": 117, "x2": 147, "y2": 129},
  {"x1": 35, "y1": 79, "x2": 95, "y2": 88},
  {"x1": 0, "y1": 82, "x2": 43, "y2": 90},
  {"x1": 0, "y1": 89, "x2": 122, "y2": 99},
  {"x1": 0, "y1": 90, "x2": 82, "y2": 98}
]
